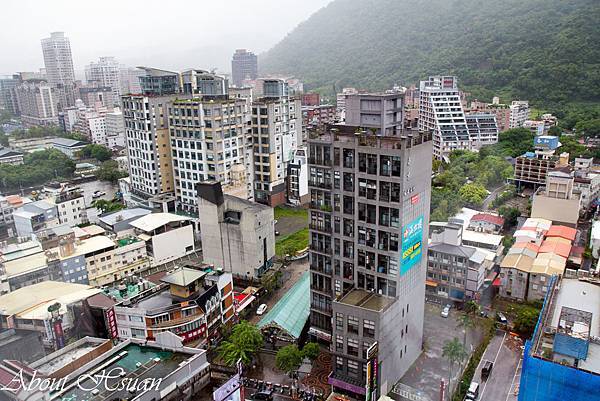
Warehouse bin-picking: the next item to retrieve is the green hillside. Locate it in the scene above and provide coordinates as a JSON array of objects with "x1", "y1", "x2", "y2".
[{"x1": 260, "y1": 0, "x2": 600, "y2": 105}]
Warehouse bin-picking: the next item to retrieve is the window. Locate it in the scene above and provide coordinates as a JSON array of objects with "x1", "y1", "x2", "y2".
[
  {"x1": 336, "y1": 313, "x2": 344, "y2": 330},
  {"x1": 347, "y1": 338, "x2": 359, "y2": 356},
  {"x1": 336, "y1": 357, "x2": 344, "y2": 370},
  {"x1": 348, "y1": 316, "x2": 359, "y2": 334},
  {"x1": 336, "y1": 335, "x2": 344, "y2": 352},
  {"x1": 363, "y1": 319, "x2": 375, "y2": 337},
  {"x1": 347, "y1": 360, "x2": 359, "y2": 376}
]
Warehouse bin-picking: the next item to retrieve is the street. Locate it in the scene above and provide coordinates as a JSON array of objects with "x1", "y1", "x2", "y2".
[
  {"x1": 473, "y1": 331, "x2": 521, "y2": 401},
  {"x1": 482, "y1": 184, "x2": 509, "y2": 211}
]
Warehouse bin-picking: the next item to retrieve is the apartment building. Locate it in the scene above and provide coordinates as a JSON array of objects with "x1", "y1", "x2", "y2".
[
  {"x1": 197, "y1": 182, "x2": 275, "y2": 279},
  {"x1": 344, "y1": 90, "x2": 404, "y2": 136},
  {"x1": 122, "y1": 67, "x2": 180, "y2": 202},
  {"x1": 168, "y1": 82, "x2": 249, "y2": 213},
  {"x1": 336, "y1": 87, "x2": 358, "y2": 122},
  {"x1": 514, "y1": 136, "x2": 568, "y2": 188},
  {"x1": 250, "y1": 79, "x2": 301, "y2": 206},
  {"x1": 531, "y1": 170, "x2": 581, "y2": 227},
  {"x1": 85, "y1": 56, "x2": 122, "y2": 100},
  {"x1": 114, "y1": 267, "x2": 234, "y2": 345},
  {"x1": 509, "y1": 100, "x2": 530, "y2": 128},
  {"x1": 307, "y1": 125, "x2": 432, "y2": 397},
  {"x1": 287, "y1": 146, "x2": 309, "y2": 205},
  {"x1": 418, "y1": 76, "x2": 470, "y2": 160},
  {"x1": 13, "y1": 199, "x2": 60, "y2": 237},
  {"x1": 52, "y1": 187, "x2": 87, "y2": 227},
  {"x1": 105, "y1": 109, "x2": 125, "y2": 149},
  {"x1": 41, "y1": 31, "x2": 76, "y2": 109},
  {"x1": 426, "y1": 223, "x2": 493, "y2": 303},
  {"x1": 231, "y1": 49, "x2": 258, "y2": 87},
  {"x1": 465, "y1": 112, "x2": 499, "y2": 148},
  {"x1": 13, "y1": 77, "x2": 59, "y2": 127}
]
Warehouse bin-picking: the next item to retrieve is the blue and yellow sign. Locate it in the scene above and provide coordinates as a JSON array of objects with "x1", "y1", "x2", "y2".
[{"x1": 401, "y1": 215, "x2": 423, "y2": 275}]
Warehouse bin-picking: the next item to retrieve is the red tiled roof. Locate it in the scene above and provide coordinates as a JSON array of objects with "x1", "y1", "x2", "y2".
[
  {"x1": 546, "y1": 225, "x2": 577, "y2": 242},
  {"x1": 539, "y1": 240, "x2": 572, "y2": 259},
  {"x1": 471, "y1": 213, "x2": 505, "y2": 227}
]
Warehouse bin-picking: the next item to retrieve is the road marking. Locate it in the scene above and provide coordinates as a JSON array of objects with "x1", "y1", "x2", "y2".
[
  {"x1": 479, "y1": 331, "x2": 507, "y2": 399},
  {"x1": 505, "y1": 358, "x2": 522, "y2": 401}
]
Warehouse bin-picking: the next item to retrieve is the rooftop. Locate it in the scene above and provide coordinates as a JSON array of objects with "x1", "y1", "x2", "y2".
[
  {"x1": 429, "y1": 242, "x2": 477, "y2": 258},
  {"x1": 3, "y1": 251, "x2": 47, "y2": 277},
  {"x1": 51, "y1": 137, "x2": 88, "y2": 147},
  {"x1": 337, "y1": 288, "x2": 395, "y2": 312},
  {"x1": 462, "y1": 229, "x2": 504, "y2": 246},
  {"x1": 0, "y1": 281, "x2": 101, "y2": 316},
  {"x1": 546, "y1": 225, "x2": 577, "y2": 242},
  {"x1": 130, "y1": 212, "x2": 190, "y2": 232},
  {"x1": 160, "y1": 267, "x2": 207, "y2": 287},
  {"x1": 99, "y1": 207, "x2": 151, "y2": 227},
  {"x1": 69, "y1": 235, "x2": 115, "y2": 258},
  {"x1": 258, "y1": 271, "x2": 310, "y2": 339},
  {"x1": 470, "y1": 213, "x2": 505, "y2": 227}
]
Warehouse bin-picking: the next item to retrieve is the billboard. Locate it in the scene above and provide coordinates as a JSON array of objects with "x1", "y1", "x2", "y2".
[{"x1": 401, "y1": 215, "x2": 423, "y2": 275}]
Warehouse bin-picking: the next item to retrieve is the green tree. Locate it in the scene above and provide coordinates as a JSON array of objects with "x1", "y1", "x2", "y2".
[
  {"x1": 96, "y1": 160, "x2": 128, "y2": 183},
  {"x1": 301, "y1": 342, "x2": 320, "y2": 361},
  {"x1": 217, "y1": 321, "x2": 263, "y2": 366},
  {"x1": 463, "y1": 300, "x2": 480, "y2": 316},
  {"x1": 92, "y1": 199, "x2": 125, "y2": 213},
  {"x1": 498, "y1": 206, "x2": 520, "y2": 228},
  {"x1": 459, "y1": 183, "x2": 487, "y2": 207},
  {"x1": 79, "y1": 144, "x2": 112, "y2": 161},
  {"x1": 443, "y1": 338, "x2": 468, "y2": 397},
  {"x1": 0, "y1": 128, "x2": 8, "y2": 147},
  {"x1": 275, "y1": 345, "x2": 303, "y2": 374},
  {"x1": 513, "y1": 306, "x2": 541, "y2": 338}
]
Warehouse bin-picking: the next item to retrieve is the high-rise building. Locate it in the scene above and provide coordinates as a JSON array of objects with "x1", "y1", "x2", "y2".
[
  {"x1": 250, "y1": 79, "x2": 301, "y2": 206},
  {"x1": 85, "y1": 57, "x2": 122, "y2": 100},
  {"x1": 122, "y1": 67, "x2": 180, "y2": 202},
  {"x1": 120, "y1": 67, "x2": 145, "y2": 95},
  {"x1": 336, "y1": 87, "x2": 358, "y2": 122},
  {"x1": 0, "y1": 76, "x2": 20, "y2": 115},
  {"x1": 344, "y1": 89, "x2": 404, "y2": 136},
  {"x1": 231, "y1": 49, "x2": 258, "y2": 87},
  {"x1": 307, "y1": 125, "x2": 432, "y2": 397},
  {"x1": 105, "y1": 109, "x2": 125, "y2": 149},
  {"x1": 169, "y1": 72, "x2": 250, "y2": 213},
  {"x1": 41, "y1": 32, "x2": 76, "y2": 109},
  {"x1": 13, "y1": 75, "x2": 59, "y2": 127},
  {"x1": 419, "y1": 76, "x2": 469, "y2": 160}
]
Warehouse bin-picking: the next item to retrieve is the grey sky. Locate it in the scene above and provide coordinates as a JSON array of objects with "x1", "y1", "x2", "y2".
[{"x1": 0, "y1": 0, "x2": 332, "y2": 77}]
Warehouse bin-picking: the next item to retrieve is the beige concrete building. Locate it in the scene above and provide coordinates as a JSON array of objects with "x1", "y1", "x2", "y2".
[{"x1": 531, "y1": 171, "x2": 581, "y2": 227}]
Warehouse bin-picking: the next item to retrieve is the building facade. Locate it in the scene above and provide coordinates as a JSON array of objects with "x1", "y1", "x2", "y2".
[
  {"x1": 250, "y1": 79, "x2": 301, "y2": 206},
  {"x1": 307, "y1": 126, "x2": 432, "y2": 397},
  {"x1": 231, "y1": 49, "x2": 258, "y2": 87},
  {"x1": 85, "y1": 56, "x2": 122, "y2": 100},
  {"x1": 13, "y1": 78, "x2": 59, "y2": 127},
  {"x1": 344, "y1": 90, "x2": 404, "y2": 136},
  {"x1": 41, "y1": 32, "x2": 76, "y2": 109},
  {"x1": 465, "y1": 112, "x2": 499, "y2": 149},
  {"x1": 419, "y1": 76, "x2": 470, "y2": 160},
  {"x1": 197, "y1": 182, "x2": 275, "y2": 279}
]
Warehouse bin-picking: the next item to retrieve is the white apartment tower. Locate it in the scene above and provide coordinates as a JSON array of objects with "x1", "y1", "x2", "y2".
[
  {"x1": 122, "y1": 67, "x2": 180, "y2": 201},
  {"x1": 41, "y1": 32, "x2": 76, "y2": 108},
  {"x1": 419, "y1": 76, "x2": 470, "y2": 160},
  {"x1": 169, "y1": 71, "x2": 251, "y2": 213},
  {"x1": 509, "y1": 100, "x2": 530, "y2": 128},
  {"x1": 85, "y1": 57, "x2": 122, "y2": 100},
  {"x1": 250, "y1": 79, "x2": 301, "y2": 206}
]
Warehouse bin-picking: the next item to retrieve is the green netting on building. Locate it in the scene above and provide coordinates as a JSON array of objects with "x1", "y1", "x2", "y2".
[{"x1": 258, "y1": 271, "x2": 310, "y2": 339}]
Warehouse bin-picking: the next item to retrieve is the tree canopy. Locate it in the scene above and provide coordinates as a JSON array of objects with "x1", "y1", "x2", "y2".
[
  {"x1": 275, "y1": 345, "x2": 303, "y2": 374},
  {"x1": 0, "y1": 149, "x2": 75, "y2": 191},
  {"x1": 217, "y1": 321, "x2": 263, "y2": 366},
  {"x1": 261, "y1": 0, "x2": 600, "y2": 106},
  {"x1": 96, "y1": 160, "x2": 128, "y2": 183},
  {"x1": 79, "y1": 144, "x2": 112, "y2": 162}
]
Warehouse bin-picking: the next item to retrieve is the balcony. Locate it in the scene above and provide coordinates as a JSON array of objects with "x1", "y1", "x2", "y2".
[
  {"x1": 310, "y1": 244, "x2": 332, "y2": 254},
  {"x1": 310, "y1": 263, "x2": 332, "y2": 275},
  {"x1": 308, "y1": 158, "x2": 332, "y2": 167}
]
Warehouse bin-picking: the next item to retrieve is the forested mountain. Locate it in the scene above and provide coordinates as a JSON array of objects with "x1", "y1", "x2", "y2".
[{"x1": 260, "y1": 0, "x2": 599, "y2": 104}]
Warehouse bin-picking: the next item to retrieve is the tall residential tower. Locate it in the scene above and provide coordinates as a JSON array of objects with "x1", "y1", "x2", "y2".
[{"x1": 231, "y1": 49, "x2": 258, "y2": 87}]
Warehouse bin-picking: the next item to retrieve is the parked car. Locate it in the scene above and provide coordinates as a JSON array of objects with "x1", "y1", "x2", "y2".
[
  {"x1": 481, "y1": 359, "x2": 494, "y2": 380},
  {"x1": 256, "y1": 304, "x2": 268, "y2": 315},
  {"x1": 92, "y1": 190, "x2": 106, "y2": 199},
  {"x1": 275, "y1": 230, "x2": 280, "y2": 236},
  {"x1": 465, "y1": 381, "x2": 480, "y2": 400},
  {"x1": 250, "y1": 391, "x2": 273, "y2": 401},
  {"x1": 441, "y1": 306, "x2": 450, "y2": 318},
  {"x1": 497, "y1": 312, "x2": 508, "y2": 324}
]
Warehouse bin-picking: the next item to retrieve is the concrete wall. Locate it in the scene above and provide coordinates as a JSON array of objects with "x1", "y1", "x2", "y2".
[
  {"x1": 531, "y1": 195, "x2": 580, "y2": 227},
  {"x1": 151, "y1": 224, "x2": 194, "y2": 265}
]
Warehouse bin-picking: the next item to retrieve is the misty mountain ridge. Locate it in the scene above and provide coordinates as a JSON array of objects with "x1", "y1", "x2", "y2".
[{"x1": 260, "y1": 0, "x2": 600, "y2": 104}]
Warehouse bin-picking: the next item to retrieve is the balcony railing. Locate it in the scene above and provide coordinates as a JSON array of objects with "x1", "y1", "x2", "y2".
[
  {"x1": 308, "y1": 180, "x2": 332, "y2": 189},
  {"x1": 309, "y1": 223, "x2": 332, "y2": 233}
]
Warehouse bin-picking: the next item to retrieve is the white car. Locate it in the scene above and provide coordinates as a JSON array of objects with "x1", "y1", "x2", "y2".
[
  {"x1": 256, "y1": 304, "x2": 268, "y2": 315},
  {"x1": 441, "y1": 306, "x2": 450, "y2": 318}
]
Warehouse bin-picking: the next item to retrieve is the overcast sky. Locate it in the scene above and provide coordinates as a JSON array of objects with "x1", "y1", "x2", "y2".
[{"x1": 0, "y1": 0, "x2": 332, "y2": 77}]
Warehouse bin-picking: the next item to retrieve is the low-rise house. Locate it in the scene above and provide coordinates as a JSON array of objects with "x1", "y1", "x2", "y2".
[
  {"x1": 12, "y1": 199, "x2": 60, "y2": 237},
  {"x1": 129, "y1": 212, "x2": 195, "y2": 267},
  {"x1": 114, "y1": 267, "x2": 234, "y2": 345},
  {"x1": 0, "y1": 148, "x2": 23, "y2": 165},
  {"x1": 426, "y1": 223, "x2": 494, "y2": 302},
  {"x1": 51, "y1": 137, "x2": 88, "y2": 158},
  {"x1": 468, "y1": 213, "x2": 505, "y2": 234},
  {"x1": 97, "y1": 207, "x2": 151, "y2": 237}
]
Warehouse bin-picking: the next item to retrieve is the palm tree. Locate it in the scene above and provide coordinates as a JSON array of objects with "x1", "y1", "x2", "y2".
[
  {"x1": 443, "y1": 337, "x2": 467, "y2": 399},
  {"x1": 456, "y1": 313, "x2": 475, "y2": 349}
]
